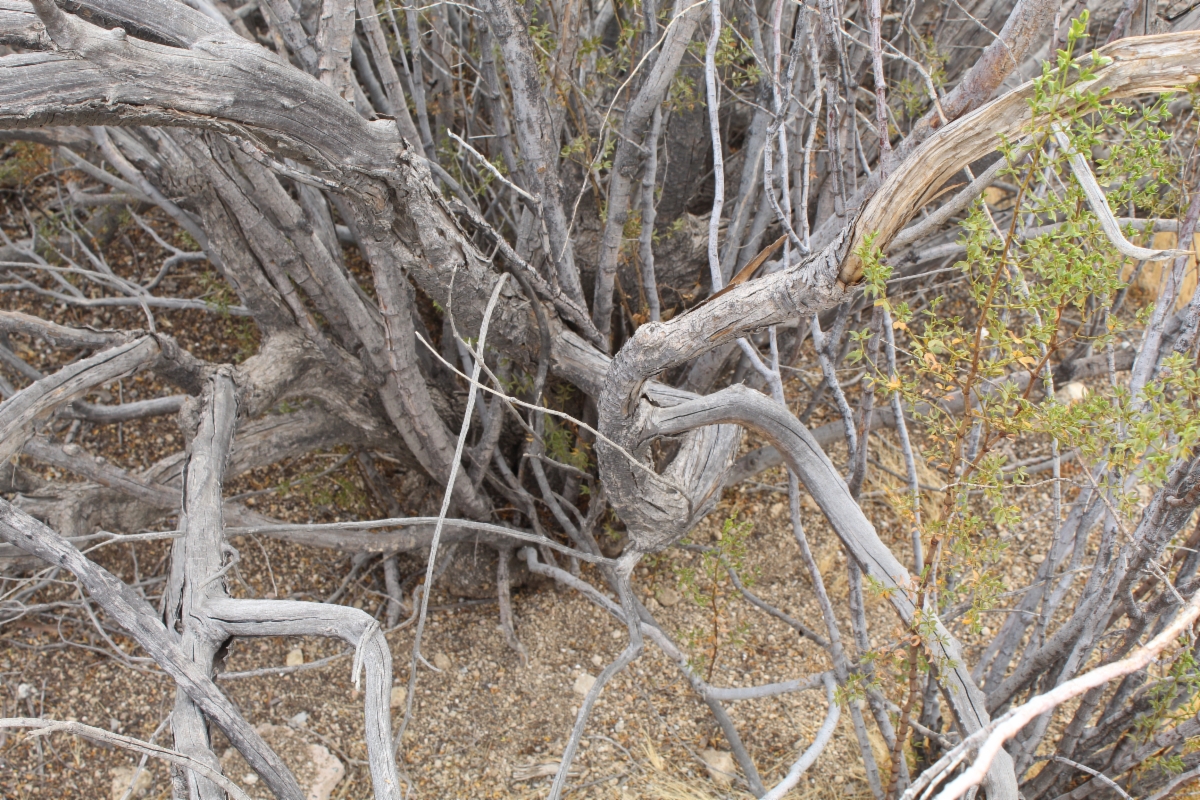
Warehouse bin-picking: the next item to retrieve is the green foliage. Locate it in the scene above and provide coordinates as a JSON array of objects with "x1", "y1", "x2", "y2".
[
  {"x1": 835, "y1": 669, "x2": 880, "y2": 706},
  {"x1": 585, "y1": 20, "x2": 643, "y2": 100},
  {"x1": 1134, "y1": 644, "x2": 1200, "y2": 745},
  {"x1": 676, "y1": 515, "x2": 755, "y2": 680},
  {"x1": 893, "y1": 37, "x2": 948, "y2": 118},
  {"x1": 667, "y1": 72, "x2": 699, "y2": 112},
  {"x1": 0, "y1": 142, "x2": 52, "y2": 189},
  {"x1": 496, "y1": 359, "x2": 536, "y2": 398},
  {"x1": 527, "y1": 22, "x2": 559, "y2": 76},
  {"x1": 199, "y1": 270, "x2": 257, "y2": 362},
  {"x1": 543, "y1": 417, "x2": 589, "y2": 472},
  {"x1": 858, "y1": 233, "x2": 892, "y2": 302},
  {"x1": 867, "y1": 13, "x2": 1188, "y2": 638},
  {"x1": 703, "y1": 25, "x2": 762, "y2": 89},
  {"x1": 289, "y1": 462, "x2": 368, "y2": 512},
  {"x1": 199, "y1": 270, "x2": 238, "y2": 316},
  {"x1": 561, "y1": 133, "x2": 616, "y2": 173}
]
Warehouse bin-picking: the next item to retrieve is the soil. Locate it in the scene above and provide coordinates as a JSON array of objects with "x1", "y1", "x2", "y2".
[
  {"x1": 0, "y1": 476, "x2": 897, "y2": 800},
  {"x1": 5, "y1": 440, "x2": 1165, "y2": 800}
]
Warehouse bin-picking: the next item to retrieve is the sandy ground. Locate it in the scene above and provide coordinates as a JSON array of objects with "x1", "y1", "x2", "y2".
[{"x1": 2, "y1": 480, "x2": 902, "y2": 800}]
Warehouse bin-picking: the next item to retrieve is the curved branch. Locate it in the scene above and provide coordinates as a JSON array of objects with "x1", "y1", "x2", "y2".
[
  {"x1": 644, "y1": 383, "x2": 1019, "y2": 799},
  {"x1": 1, "y1": 0, "x2": 395, "y2": 175},
  {"x1": 841, "y1": 32, "x2": 1200, "y2": 283},
  {"x1": 205, "y1": 598, "x2": 401, "y2": 800},
  {"x1": 760, "y1": 673, "x2": 840, "y2": 800},
  {"x1": 903, "y1": 589, "x2": 1200, "y2": 800},
  {"x1": 0, "y1": 717, "x2": 253, "y2": 800},
  {"x1": 0, "y1": 309, "x2": 126, "y2": 348},
  {"x1": 0, "y1": 498, "x2": 304, "y2": 800},
  {"x1": 0, "y1": 336, "x2": 160, "y2": 464}
]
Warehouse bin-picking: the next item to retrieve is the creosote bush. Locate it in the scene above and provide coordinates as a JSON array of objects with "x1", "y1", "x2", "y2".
[{"x1": 1, "y1": 1, "x2": 1200, "y2": 799}]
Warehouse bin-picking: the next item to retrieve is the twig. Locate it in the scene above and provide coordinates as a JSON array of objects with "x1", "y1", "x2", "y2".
[
  {"x1": 395, "y1": 274, "x2": 507, "y2": 751},
  {"x1": 0, "y1": 717, "x2": 253, "y2": 800},
  {"x1": 904, "y1": 590, "x2": 1200, "y2": 800}
]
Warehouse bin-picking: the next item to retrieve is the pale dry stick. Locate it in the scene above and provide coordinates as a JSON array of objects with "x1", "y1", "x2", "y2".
[
  {"x1": 77, "y1": 588, "x2": 156, "y2": 667},
  {"x1": 495, "y1": 546, "x2": 527, "y2": 665},
  {"x1": 867, "y1": 0, "x2": 891, "y2": 173},
  {"x1": 810, "y1": 314, "x2": 857, "y2": 462},
  {"x1": 219, "y1": 649, "x2": 353, "y2": 681},
  {"x1": 903, "y1": 590, "x2": 1200, "y2": 800},
  {"x1": 883, "y1": 308, "x2": 923, "y2": 573},
  {"x1": 221, "y1": 587, "x2": 431, "y2": 683},
  {"x1": 0, "y1": 265, "x2": 237, "y2": 315},
  {"x1": 447, "y1": 130, "x2": 538, "y2": 207},
  {"x1": 1032, "y1": 755, "x2": 1134, "y2": 800},
  {"x1": 759, "y1": 673, "x2": 841, "y2": 800},
  {"x1": 563, "y1": 0, "x2": 708, "y2": 244},
  {"x1": 64, "y1": 394, "x2": 187, "y2": 425},
  {"x1": 394, "y1": 273, "x2": 507, "y2": 753},
  {"x1": 546, "y1": 551, "x2": 643, "y2": 800},
  {"x1": 1052, "y1": 126, "x2": 1187, "y2": 263},
  {"x1": 55, "y1": 146, "x2": 154, "y2": 205},
  {"x1": 88, "y1": 128, "x2": 217, "y2": 265},
  {"x1": 889, "y1": 156, "x2": 1009, "y2": 250},
  {"x1": 704, "y1": 0, "x2": 724, "y2": 292},
  {"x1": 519, "y1": 546, "x2": 785, "y2": 792},
  {"x1": 840, "y1": 33, "x2": 1200, "y2": 285},
  {"x1": 446, "y1": 199, "x2": 600, "y2": 345},
  {"x1": 205, "y1": 600, "x2": 402, "y2": 799},
  {"x1": 846, "y1": 309, "x2": 884, "y2": 500},
  {"x1": 39, "y1": 226, "x2": 159, "y2": 332},
  {"x1": 119, "y1": 714, "x2": 172, "y2": 800},
  {"x1": 749, "y1": 302, "x2": 885, "y2": 799},
  {"x1": 798, "y1": 31, "x2": 823, "y2": 250},
  {"x1": 0, "y1": 718, "x2": 252, "y2": 800},
  {"x1": 0, "y1": 336, "x2": 162, "y2": 465},
  {"x1": 0, "y1": 310, "x2": 122, "y2": 350},
  {"x1": 398, "y1": 0, "x2": 435, "y2": 159},
  {"x1": 763, "y1": 0, "x2": 806, "y2": 259},
  {"x1": 589, "y1": 0, "x2": 704, "y2": 340},
  {"x1": 879, "y1": 695, "x2": 956, "y2": 750},
  {"x1": 638, "y1": 105, "x2": 664, "y2": 323},
  {"x1": 715, "y1": 554, "x2": 830, "y2": 646},
  {"x1": 228, "y1": 515, "x2": 613, "y2": 565},
  {"x1": 636, "y1": 385, "x2": 1019, "y2": 798},
  {"x1": 1132, "y1": 185, "x2": 1200, "y2": 406},
  {"x1": 77, "y1": 531, "x2": 183, "y2": 556},
  {"x1": 353, "y1": 0, "x2": 422, "y2": 148}
]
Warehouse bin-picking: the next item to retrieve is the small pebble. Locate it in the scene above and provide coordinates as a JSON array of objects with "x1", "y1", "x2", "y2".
[
  {"x1": 390, "y1": 686, "x2": 408, "y2": 708},
  {"x1": 433, "y1": 652, "x2": 452, "y2": 671},
  {"x1": 572, "y1": 673, "x2": 596, "y2": 696},
  {"x1": 701, "y1": 750, "x2": 735, "y2": 788},
  {"x1": 285, "y1": 647, "x2": 304, "y2": 667},
  {"x1": 1055, "y1": 381, "x2": 1088, "y2": 405}
]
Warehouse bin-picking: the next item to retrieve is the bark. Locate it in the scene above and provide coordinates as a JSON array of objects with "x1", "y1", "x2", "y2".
[{"x1": 480, "y1": 0, "x2": 585, "y2": 307}]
